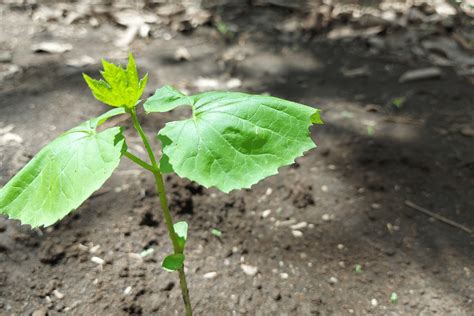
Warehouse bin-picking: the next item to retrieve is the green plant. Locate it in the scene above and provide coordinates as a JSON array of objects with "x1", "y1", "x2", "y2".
[{"x1": 0, "y1": 54, "x2": 322, "y2": 315}]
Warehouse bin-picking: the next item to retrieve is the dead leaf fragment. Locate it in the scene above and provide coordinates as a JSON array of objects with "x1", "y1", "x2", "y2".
[
  {"x1": 32, "y1": 42, "x2": 72, "y2": 54},
  {"x1": 157, "y1": 4, "x2": 185, "y2": 16},
  {"x1": 174, "y1": 47, "x2": 191, "y2": 61},
  {"x1": 460, "y1": 125, "x2": 474, "y2": 137},
  {"x1": 66, "y1": 55, "x2": 95, "y2": 68},
  {"x1": 399, "y1": 67, "x2": 442, "y2": 83}
]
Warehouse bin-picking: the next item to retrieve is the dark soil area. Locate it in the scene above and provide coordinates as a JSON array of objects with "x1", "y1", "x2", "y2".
[{"x1": 1, "y1": 1, "x2": 473, "y2": 315}]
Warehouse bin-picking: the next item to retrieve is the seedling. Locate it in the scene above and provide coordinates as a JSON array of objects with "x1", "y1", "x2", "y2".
[
  {"x1": 211, "y1": 228, "x2": 222, "y2": 237},
  {"x1": 354, "y1": 264, "x2": 363, "y2": 273},
  {"x1": 390, "y1": 292, "x2": 398, "y2": 304},
  {"x1": 391, "y1": 96, "x2": 406, "y2": 108},
  {"x1": 0, "y1": 54, "x2": 322, "y2": 315}
]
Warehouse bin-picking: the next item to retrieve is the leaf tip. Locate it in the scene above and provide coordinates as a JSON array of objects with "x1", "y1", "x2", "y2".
[{"x1": 311, "y1": 109, "x2": 323, "y2": 125}]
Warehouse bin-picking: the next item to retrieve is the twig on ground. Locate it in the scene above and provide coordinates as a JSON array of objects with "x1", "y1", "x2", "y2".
[{"x1": 405, "y1": 200, "x2": 473, "y2": 235}]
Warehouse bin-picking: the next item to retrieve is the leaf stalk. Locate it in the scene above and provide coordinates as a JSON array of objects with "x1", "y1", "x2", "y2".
[{"x1": 123, "y1": 151, "x2": 155, "y2": 172}]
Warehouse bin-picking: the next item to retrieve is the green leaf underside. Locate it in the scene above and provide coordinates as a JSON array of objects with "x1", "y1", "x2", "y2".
[
  {"x1": 162, "y1": 253, "x2": 185, "y2": 271},
  {"x1": 0, "y1": 110, "x2": 127, "y2": 228},
  {"x1": 152, "y1": 90, "x2": 321, "y2": 193},
  {"x1": 83, "y1": 53, "x2": 148, "y2": 108},
  {"x1": 174, "y1": 221, "x2": 188, "y2": 251}
]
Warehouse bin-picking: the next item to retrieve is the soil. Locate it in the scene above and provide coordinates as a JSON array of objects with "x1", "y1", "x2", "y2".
[{"x1": 1, "y1": 3, "x2": 473, "y2": 316}]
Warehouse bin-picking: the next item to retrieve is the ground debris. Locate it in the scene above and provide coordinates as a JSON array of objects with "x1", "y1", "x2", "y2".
[
  {"x1": 341, "y1": 66, "x2": 370, "y2": 78},
  {"x1": 290, "y1": 222, "x2": 308, "y2": 230},
  {"x1": 0, "y1": 51, "x2": 13, "y2": 63},
  {"x1": 174, "y1": 47, "x2": 191, "y2": 61},
  {"x1": 328, "y1": 26, "x2": 384, "y2": 40},
  {"x1": 66, "y1": 55, "x2": 95, "y2": 68},
  {"x1": 91, "y1": 256, "x2": 105, "y2": 265},
  {"x1": 156, "y1": 4, "x2": 185, "y2": 17},
  {"x1": 32, "y1": 308, "x2": 48, "y2": 316},
  {"x1": 460, "y1": 125, "x2": 474, "y2": 137},
  {"x1": 399, "y1": 67, "x2": 442, "y2": 83},
  {"x1": 193, "y1": 77, "x2": 242, "y2": 91},
  {"x1": 0, "y1": 132, "x2": 23, "y2": 145},
  {"x1": 291, "y1": 230, "x2": 303, "y2": 237},
  {"x1": 203, "y1": 271, "x2": 218, "y2": 279},
  {"x1": 39, "y1": 245, "x2": 66, "y2": 265},
  {"x1": 0, "y1": 64, "x2": 21, "y2": 82},
  {"x1": 241, "y1": 264, "x2": 258, "y2": 276},
  {"x1": 53, "y1": 289, "x2": 65, "y2": 299},
  {"x1": 32, "y1": 42, "x2": 72, "y2": 54}
]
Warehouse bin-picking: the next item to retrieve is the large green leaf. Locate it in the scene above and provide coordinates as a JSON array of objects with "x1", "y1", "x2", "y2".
[
  {"x1": 83, "y1": 53, "x2": 148, "y2": 109},
  {"x1": 0, "y1": 110, "x2": 127, "y2": 228},
  {"x1": 146, "y1": 88, "x2": 322, "y2": 193}
]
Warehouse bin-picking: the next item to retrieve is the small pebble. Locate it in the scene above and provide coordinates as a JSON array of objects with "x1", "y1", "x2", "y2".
[
  {"x1": 241, "y1": 264, "x2": 258, "y2": 277},
  {"x1": 291, "y1": 230, "x2": 303, "y2": 237},
  {"x1": 32, "y1": 309, "x2": 47, "y2": 316},
  {"x1": 290, "y1": 222, "x2": 307, "y2": 230},
  {"x1": 91, "y1": 256, "x2": 105, "y2": 265},
  {"x1": 123, "y1": 286, "x2": 132, "y2": 295},
  {"x1": 89, "y1": 244, "x2": 100, "y2": 253},
  {"x1": 174, "y1": 47, "x2": 191, "y2": 61},
  {"x1": 53, "y1": 289, "x2": 64, "y2": 299},
  {"x1": 280, "y1": 273, "x2": 289, "y2": 280},
  {"x1": 128, "y1": 253, "x2": 143, "y2": 261},
  {"x1": 321, "y1": 185, "x2": 329, "y2": 192},
  {"x1": 338, "y1": 261, "x2": 346, "y2": 268},
  {"x1": 371, "y1": 298, "x2": 378, "y2": 307},
  {"x1": 276, "y1": 219, "x2": 297, "y2": 227},
  {"x1": 337, "y1": 244, "x2": 344, "y2": 250},
  {"x1": 329, "y1": 277, "x2": 338, "y2": 284},
  {"x1": 322, "y1": 214, "x2": 330, "y2": 221},
  {"x1": 262, "y1": 209, "x2": 271, "y2": 218},
  {"x1": 464, "y1": 267, "x2": 471, "y2": 277},
  {"x1": 0, "y1": 51, "x2": 12, "y2": 63},
  {"x1": 203, "y1": 271, "x2": 218, "y2": 279},
  {"x1": 77, "y1": 243, "x2": 89, "y2": 252}
]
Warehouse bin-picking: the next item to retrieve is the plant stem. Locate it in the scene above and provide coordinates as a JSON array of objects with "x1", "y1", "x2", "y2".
[{"x1": 130, "y1": 109, "x2": 193, "y2": 316}]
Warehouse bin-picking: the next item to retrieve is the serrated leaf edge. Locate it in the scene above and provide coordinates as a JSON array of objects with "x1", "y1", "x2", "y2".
[{"x1": 158, "y1": 122, "x2": 317, "y2": 193}]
